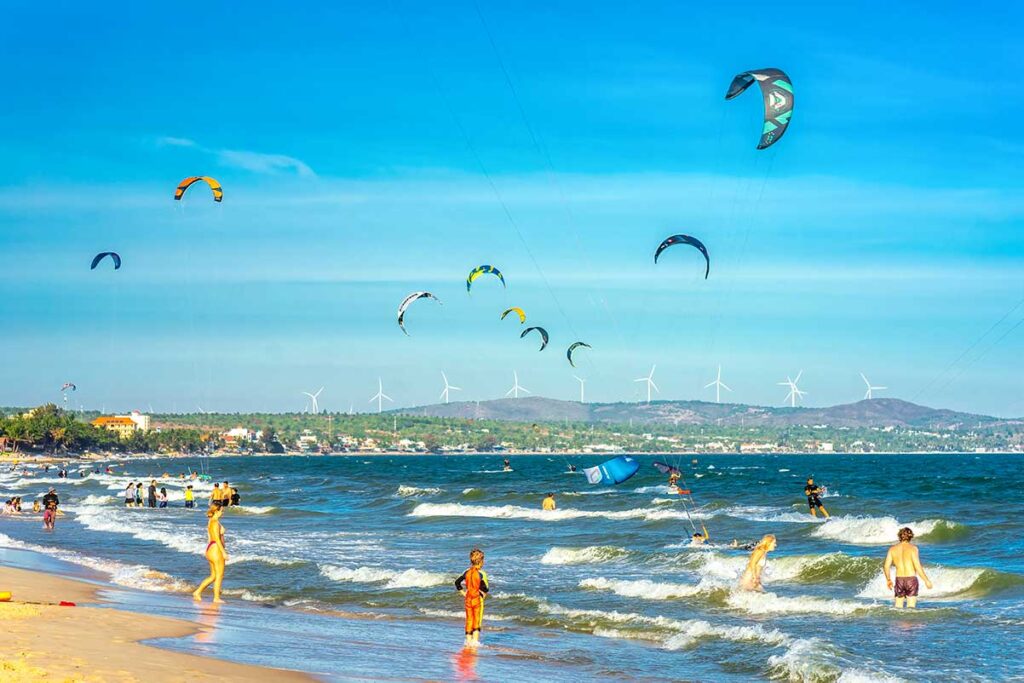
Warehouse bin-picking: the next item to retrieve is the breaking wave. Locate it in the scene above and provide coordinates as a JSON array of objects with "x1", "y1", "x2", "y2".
[
  {"x1": 540, "y1": 546, "x2": 632, "y2": 565},
  {"x1": 318, "y1": 564, "x2": 448, "y2": 589},
  {"x1": 811, "y1": 517, "x2": 967, "y2": 545},
  {"x1": 409, "y1": 502, "x2": 706, "y2": 523}
]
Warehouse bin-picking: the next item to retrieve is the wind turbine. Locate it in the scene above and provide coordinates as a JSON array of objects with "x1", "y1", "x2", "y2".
[
  {"x1": 440, "y1": 372, "x2": 461, "y2": 404},
  {"x1": 860, "y1": 373, "x2": 886, "y2": 400},
  {"x1": 505, "y1": 371, "x2": 530, "y2": 399},
  {"x1": 369, "y1": 378, "x2": 393, "y2": 414},
  {"x1": 302, "y1": 387, "x2": 324, "y2": 414},
  {"x1": 573, "y1": 375, "x2": 586, "y2": 403},
  {"x1": 633, "y1": 365, "x2": 659, "y2": 403},
  {"x1": 704, "y1": 365, "x2": 732, "y2": 403},
  {"x1": 778, "y1": 371, "x2": 807, "y2": 407}
]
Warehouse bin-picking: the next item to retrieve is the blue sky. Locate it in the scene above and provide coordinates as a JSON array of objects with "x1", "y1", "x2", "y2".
[{"x1": 2, "y1": 1, "x2": 1024, "y2": 415}]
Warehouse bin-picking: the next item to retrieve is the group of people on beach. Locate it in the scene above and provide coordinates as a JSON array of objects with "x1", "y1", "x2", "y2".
[
  {"x1": 122, "y1": 480, "x2": 239, "y2": 510},
  {"x1": 2, "y1": 488, "x2": 61, "y2": 530}
]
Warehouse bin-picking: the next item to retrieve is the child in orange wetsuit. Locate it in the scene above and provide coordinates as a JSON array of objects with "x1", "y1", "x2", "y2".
[{"x1": 455, "y1": 548, "x2": 489, "y2": 647}]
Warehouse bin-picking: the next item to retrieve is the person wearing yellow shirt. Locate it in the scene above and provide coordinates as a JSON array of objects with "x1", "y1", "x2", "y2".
[{"x1": 542, "y1": 493, "x2": 556, "y2": 511}]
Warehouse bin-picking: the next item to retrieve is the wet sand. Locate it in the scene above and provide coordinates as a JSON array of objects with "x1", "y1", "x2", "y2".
[{"x1": 0, "y1": 565, "x2": 312, "y2": 682}]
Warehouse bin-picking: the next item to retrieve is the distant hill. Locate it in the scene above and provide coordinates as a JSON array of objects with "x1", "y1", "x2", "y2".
[{"x1": 398, "y1": 397, "x2": 1019, "y2": 430}]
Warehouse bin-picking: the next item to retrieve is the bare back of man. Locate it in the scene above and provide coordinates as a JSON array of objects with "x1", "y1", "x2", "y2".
[{"x1": 882, "y1": 527, "x2": 933, "y2": 608}]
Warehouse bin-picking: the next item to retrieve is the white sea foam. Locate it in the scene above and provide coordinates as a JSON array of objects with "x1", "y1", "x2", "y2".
[
  {"x1": 73, "y1": 507, "x2": 287, "y2": 565},
  {"x1": 723, "y1": 505, "x2": 823, "y2": 524},
  {"x1": 726, "y1": 589, "x2": 870, "y2": 616},
  {"x1": 580, "y1": 577, "x2": 716, "y2": 600},
  {"x1": 318, "y1": 564, "x2": 448, "y2": 589},
  {"x1": 811, "y1": 517, "x2": 955, "y2": 545},
  {"x1": 0, "y1": 532, "x2": 191, "y2": 593},
  {"x1": 540, "y1": 546, "x2": 630, "y2": 565},
  {"x1": 235, "y1": 505, "x2": 277, "y2": 515},
  {"x1": 767, "y1": 638, "x2": 844, "y2": 682},
  {"x1": 409, "y1": 502, "x2": 706, "y2": 523},
  {"x1": 537, "y1": 601, "x2": 790, "y2": 648},
  {"x1": 396, "y1": 485, "x2": 442, "y2": 497}
]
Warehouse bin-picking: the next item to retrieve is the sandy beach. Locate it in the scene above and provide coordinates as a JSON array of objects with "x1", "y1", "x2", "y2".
[{"x1": 0, "y1": 565, "x2": 311, "y2": 682}]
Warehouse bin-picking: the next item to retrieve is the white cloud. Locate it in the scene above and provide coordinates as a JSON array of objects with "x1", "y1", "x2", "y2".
[
  {"x1": 156, "y1": 136, "x2": 198, "y2": 148},
  {"x1": 156, "y1": 136, "x2": 315, "y2": 177},
  {"x1": 215, "y1": 149, "x2": 315, "y2": 177}
]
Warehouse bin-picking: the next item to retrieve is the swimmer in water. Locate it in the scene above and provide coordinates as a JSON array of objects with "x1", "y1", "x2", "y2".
[
  {"x1": 502, "y1": 459, "x2": 512, "y2": 471},
  {"x1": 542, "y1": 493, "x2": 556, "y2": 511},
  {"x1": 883, "y1": 527, "x2": 933, "y2": 609},
  {"x1": 738, "y1": 534, "x2": 777, "y2": 592},
  {"x1": 455, "y1": 548, "x2": 489, "y2": 647},
  {"x1": 568, "y1": 464, "x2": 577, "y2": 473}
]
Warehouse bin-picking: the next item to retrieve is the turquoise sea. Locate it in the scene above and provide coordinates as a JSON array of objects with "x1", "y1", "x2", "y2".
[{"x1": 1, "y1": 453, "x2": 1022, "y2": 682}]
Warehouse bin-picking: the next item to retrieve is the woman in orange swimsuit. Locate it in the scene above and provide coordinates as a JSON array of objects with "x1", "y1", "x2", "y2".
[{"x1": 193, "y1": 504, "x2": 227, "y2": 603}]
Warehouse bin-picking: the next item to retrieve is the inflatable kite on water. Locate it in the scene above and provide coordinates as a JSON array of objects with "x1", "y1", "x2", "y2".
[
  {"x1": 584, "y1": 455, "x2": 640, "y2": 486},
  {"x1": 174, "y1": 176, "x2": 223, "y2": 202},
  {"x1": 725, "y1": 68, "x2": 793, "y2": 150}
]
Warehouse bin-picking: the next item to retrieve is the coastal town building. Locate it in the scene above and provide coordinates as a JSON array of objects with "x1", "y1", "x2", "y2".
[{"x1": 92, "y1": 416, "x2": 141, "y2": 439}]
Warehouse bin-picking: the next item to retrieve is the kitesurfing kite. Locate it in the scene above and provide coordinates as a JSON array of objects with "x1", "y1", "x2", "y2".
[
  {"x1": 654, "y1": 234, "x2": 710, "y2": 279},
  {"x1": 566, "y1": 341, "x2": 591, "y2": 367},
  {"x1": 90, "y1": 252, "x2": 121, "y2": 270},
  {"x1": 397, "y1": 291, "x2": 442, "y2": 336},
  {"x1": 584, "y1": 455, "x2": 640, "y2": 486},
  {"x1": 501, "y1": 307, "x2": 526, "y2": 324},
  {"x1": 521, "y1": 326, "x2": 549, "y2": 351},
  {"x1": 174, "y1": 176, "x2": 223, "y2": 202},
  {"x1": 60, "y1": 382, "x2": 76, "y2": 393},
  {"x1": 725, "y1": 68, "x2": 793, "y2": 150},
  {"x1": 466, "y1": 265, "x2": 505, "y2": 293}
]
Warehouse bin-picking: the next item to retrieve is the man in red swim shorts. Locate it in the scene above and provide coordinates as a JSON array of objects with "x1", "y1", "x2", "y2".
[{"x1": 883, "y1": 527, "x2": 934, "y2": 608}]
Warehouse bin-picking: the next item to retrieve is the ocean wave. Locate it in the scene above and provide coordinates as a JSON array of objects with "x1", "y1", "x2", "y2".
[
  {"x1": 580, "y1": 577, "x2": 717, "y2": 600},
  {"x1": 540, "y1": 546, "x2": 631, "y2": 565},
  {"x1": 811, "y1": 517, "x2": 967, "y2": 545},
  {"x1": 0, "y1": 532, "x2": 191, "y2": 593},
  {"x1": 766, "y1": 638, "x2": 844, "y2": 682},
  {"x1": 409, "y1": 502, "x2": 706, "y2": 523},
  {"x1": 856, "y1": 565, "x2": 1024, "y2": 600},
  {"x1": 73, "y1": 507, "x2": 289, "y2": 565},
  {"x1": 723, "y1": 505, "x2": 824, "y2": 524},
  {"x1": 561, "y1": 489, "x2": 615, "y2": 496},
  {"x1": 536, "y1": 601, "x2": 790, "y2": 649},
  {"x1": 233, "y1": 505, "x2": 277, "y2": 515},
  {"x1": 726, "y1": 589, "x2": 870, "y2": 616},
  {"x1": 396, "y1": 485, "x2": 443, "y2": 497},
  {"x1": 318, "y1": 564, "x2": 448, "y2": 589}
]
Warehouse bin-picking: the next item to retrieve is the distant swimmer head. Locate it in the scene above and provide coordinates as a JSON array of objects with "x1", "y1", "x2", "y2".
[
  {"x1": 898, "y1": 527, "x2": 914, "y2": 542},
  {"x1": 470, "y1": 548, "x2": 485, "y2": 567}
]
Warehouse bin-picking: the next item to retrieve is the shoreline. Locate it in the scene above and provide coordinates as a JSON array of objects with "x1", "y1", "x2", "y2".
[{"x1": 0, "y1": 562, "x2": 313, "y2": 682}]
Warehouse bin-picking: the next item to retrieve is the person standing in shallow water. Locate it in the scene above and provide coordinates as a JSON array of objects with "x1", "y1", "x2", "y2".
[
  {"x1": 883, "y1": 527, "x2": 933, "y2": 608},
  {"x1": 804, "y1": 477, "x2": 830, "y2": 518},
  {"x1": 738, "y1": 534, "x2": 776, "y2": 591},
  {"x1": 193, "y1": 504, "x2": 227, "y2": 603}
]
